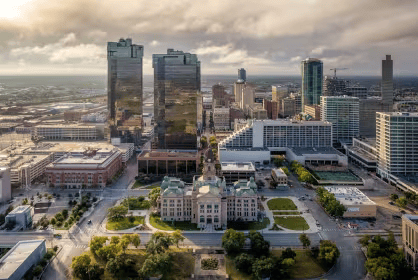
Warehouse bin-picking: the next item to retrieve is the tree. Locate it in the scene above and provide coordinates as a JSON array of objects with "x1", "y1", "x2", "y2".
[
  {"x1": 148, "y1": 187, "x2": 161, "y2": 207},
  {"x1": 118, "y1": 238, "x2": 130, "y2": 253},
  {"x1": 87, "y1": 264, "x2": 104, "y2": 280},
  {"x1": 106, "y1": 256, "x2": 122, "y2": 275},
  {"x1": 390, "y1": 193, "x2": 399, "y2": 201},
  {"x1": 33, "y1": 265, "x2": 43, "y2": 276},
  {"x1": 281, "y1": 167, "x2": 290, "y2": 176},
  {"x1": 252, "y1": 257, "x2": 276, "y2": 280},
  {"x1": 71, "y1": 253, "x2": 91, "y2": 280},
  {"x1": 110, "y1": 236, "x2": 121, "y2": 245},
  {"x1": 107, "y1": 205, "x2": 128, "y2": 221},
  {"x1": 281, "y1": 258, "x2": 295, "y2": 268},
  {"x1": 90, "y1": 236, "x2": 108, "y2": 255},
  {"x1": 281, "y1": 248, "x2": 296, "y2": 260},
  {"x1": 299, "y1": 171, "x2": 312, "y2": 182},
  {"x1": 235, "y1": 253, "x2": 254, "y2": 275},
  {"x1": 299, "y1": 233, "x2": 311, "y2": 248},
  {"x1": 131, "y1": 234, "x2": 141, "y2": 248},
  {"x1": 318, "y1": 240, "x2": 340, "y2": 266},
  {"x1": 221, "y1": 229, "x2": 245, "y2": 254},
  {"x1": 139, "y1": 253, "x2": 172, "y2": 278},
  {"x1": 359, "y1": 235, "x2": 371, "y2": 247},
  {"x1": 97, "y1": 244, "x2": 119, "y2": 261},
  {"x1": 248, "y1": 231, "x2": 270, "y2": 257},
  {"x1": 171, "y1": 230, "x2": 185, "y2": 248},
  {"x1": 146, "y1": 232, "x2": 173, "y2": 254},
  {"x1": 396, "y1": 197, "x2": 407, "y2": 208}
]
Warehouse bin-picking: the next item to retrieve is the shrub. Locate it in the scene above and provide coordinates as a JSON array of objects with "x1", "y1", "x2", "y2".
[
  {"x1": 64, "y1": 222, "x2": 69, "y2": 228},
  {"x1": 32, "y1": 265, "x2": 43, "y2": 276},
  {"x1": 39, "y1": 258, "x2": 48, "y2": 267},
  {"x1": 201, "y1": 258, "x2": 218, "y2": 270}
]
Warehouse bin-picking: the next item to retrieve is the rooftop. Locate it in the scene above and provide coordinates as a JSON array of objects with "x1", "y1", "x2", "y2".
[
  {"x1": 221, "y1": 162, "x2": 255, "y2": 172},
  {"x1": 138, "y1": 150, "x2": 198, "y2": 159},
  {"x1": 0, "y1": 240, "x2": 45, "y2": 279},
  {"x1": 48, "y1": 150, "x2": 120, "y2": 167},
  {"x1": 290, "y1": 147, "x2": 344, "y2": 156},
  {"x1": 8, "y1": 205, "x2": 31, "y2": 215},
  {"x1": 324, "y1": 187, "x2": 375, "y2": 206},
  {"x1": 272, "y1": 168, "x2": 287, "y2": 177},
  {"x1": 34, "y1": 124, "x2": 98, "y2": 128}
]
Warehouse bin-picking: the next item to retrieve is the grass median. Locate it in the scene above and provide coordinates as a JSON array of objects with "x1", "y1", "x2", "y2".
[
  {"x1": 267, "y1": 198, "x2": 298, "y2": 210},
  {"x1": 150, "y1": 214, "x2": 198, "y2": 231},
  {"x1": 106, "y1": 216, "x2": 144, "y2": 231},
  {"x1": 273, "y1": 216, "x2": 309, "y2": 230}
]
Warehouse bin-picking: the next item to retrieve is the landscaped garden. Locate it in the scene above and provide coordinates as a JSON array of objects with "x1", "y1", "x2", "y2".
[
  {"x1": 227, "y1": 218, "x2": 270, "y2": 231},
  {"x1": 106, "y1": 216, "x2": 144, "y2": 231},
  {"x1": 267, "y1": 198, "x2": 298, "y2": 210},
  {"x1": 273, "y1": 216, "x2": 309, "y2": 230},
  {"x1": 272, "y1": 211, "x2": 300, "y2": 215},
  {"x1": 121, "y1": 196, "x2": 150, "y2": 210},
  {"x1": 150, "y1": 213, "x2": 199, "y2": 231},
  {"x1": 201, "y1": 258, "x2": 219, "y2": 270}
]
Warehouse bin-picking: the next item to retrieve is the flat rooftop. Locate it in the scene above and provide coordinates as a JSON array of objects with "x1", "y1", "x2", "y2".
[
  {"x1": 347, "y1": 146, "x2": 377, "y2": 162},
  {"x1": 0, "y1": 154, "x2": 49, "y2": 169},
  {"x1": 324, "y1": 187, "x2": 375, "y2": 206},
  {"x1": 290, "y1": 147, "x2": 344, "y2": 156},
  {"x1": 403, "y1": 214, "x2": 418, "y2": 225},
  {"x1": 314, "y1": 171, "x2": 362, "y2": 182},
  {"x1": 34, "y1": 124, "x2": 97, "y2": 128},
  {"x1": 254, "y1": 119, "x2": 331, "y2": 126},
  {"x1": 138, "y1": 150, "x2": 198, "y2": 159},
  {"x1": 219, "y1": 147, "x2": 269, "y2": 152},
  {"x1": 221, "y1": 162, "x2": 255, "y2": 172},
  {"x1": 272, "y1": 168, "x2": 287, "y2": 177},
  {"x1": 8, "y1": 205, "x2": 31, "y2": 215},
  {"x1": 0, "y1": 240, "x2": 45, "y2": 279}
]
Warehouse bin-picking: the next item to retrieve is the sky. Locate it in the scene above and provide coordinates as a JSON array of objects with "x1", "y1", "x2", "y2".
[{"x1": 0, "y1": 0, "x2": 418, "y2": 76}]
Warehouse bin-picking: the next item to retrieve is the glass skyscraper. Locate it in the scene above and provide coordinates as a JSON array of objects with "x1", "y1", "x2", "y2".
[
  {"x1": 107, "y1": 38, "x2": 144, "y2": 144},
  {"x1": 301, "y1": 58, "x2": 323, "y2": 111},
  {"x1": 153, "y1": 49, "x2": 201, "y2": 150}
]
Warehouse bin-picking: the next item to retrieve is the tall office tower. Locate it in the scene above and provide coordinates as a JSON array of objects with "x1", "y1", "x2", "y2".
[
  {"x1": 107, "y1": 38, "x2": 144, "y2": 144},
  {"x1": 272, "y1": 85, "x2": 289, "y2": 102},
  {"x1": 238, "y1": 68, "x2": 246, "y2": 82},
  {"x1": 234, "y1": 79, "x2": 246, "y2": 104},
  {"x1": 323, "y1": 75, "x2": 346, "y2": 96},
  {"x1": 382, "y1": 55, "x2": 394, "y2": 108},
  {"x1": 301, "y1": 58, "x2": 323, "y2": 111},
  {"x1": 376, "y1": 112, "x2": 418, "y2": 181},
  {"x1": 321, "y1": 96, "x2": 359, "y2": 147},
  {"x1": 153, "y1": 49, "x2": 201, "y2": 150},
  {"x1": 359, "y1": 99, "x2": 391, "y2": 137},
  {"x1": 212, "y1": 84, "x2": 229, "y2": 107},
  {"x1": 240, "y1": 85, "x2": 254, "y2": 111}
]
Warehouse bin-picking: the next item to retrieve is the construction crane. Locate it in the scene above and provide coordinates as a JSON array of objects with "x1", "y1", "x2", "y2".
[{"x1": 330, "y1": 68, "x2": 348, "y2": 78}]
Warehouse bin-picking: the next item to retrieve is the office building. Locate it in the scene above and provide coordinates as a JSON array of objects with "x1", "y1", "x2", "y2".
[
  {"x1": 304, "y1": 105, "x2": 321, "y2": 121},
  {"x1": 346, "y1": 137, "x2": 377, "y2": 171},
  {"x1": 272, "y1": 168, "x2": 288, "y2": 187},
  {"x1": 346, "y1": 86, "x2": 368, "y2": 99},
  {"x1": 45, "y1": 149, "x2": 122, "y2": 188},
  {"x1": 0, "y1": 167, "x2": 11, "y2": 203},
  {"x1": 402, "y1": 215, "x2": 418, "y2": 270},
  {"x1": 359, "y1": 98, "x2": 391, "y2": 137},
  {"x1": 323, "y1": 76, "x2": 346, "y2": 96},
  {"x1": 5, "y1": 205, "x2": 34, "y2": 229},
  {"x1": 153, "y1": 49, "x2": 200, "y2": 150},
  {"x1": 233, "y1": 80, "x2": 245, "y2": 105},
  {"x1": 213, "y1": 107, "x2": 231, "y2": 131},
  {"x1": 301, "y1": 58, "x2": 323, "y2": 111},
  {"x1": 157, "y1": 175, "x2": 258, "y2": 229},
  {"x1": 263, "y1": 99, "x2": 278, "y2": 120},
  {"x1": 376, "y1": 112, "x2": 418, "y2": 192},
  {"x1": 324, "y1": 187, "x2": 376, "y2": 218},
  {"x1": 32, "y1": 124, "x2": 103, "y2": 141},
  {"x1": 321, "y1": 96, "x2": 359, "y2": 146},
  {"x1": 0, "y1": 240, "x2": 46, "y2": 280},
  {"x1": 212, "y1": 84, "x2": 229, "y2": 107},
  {"x1": 138, "y1": 150, "x2": 198, "y2": 175},
  {"x1": 248, "y1": 105, "x2": 267, "y2": 120},
  {"x1": 382, "y1": 55, "x2": 394, "y2": 108},
  {"x1": 240, "y1": 85, "x2": 254, "y2": 111},
  {"x1": 238, "y1": 68, "x2": 246, "y2": 82},
  {"x1": 272, "y1": 85, "x2": 289, "y2": 102},
  {"x1": 220, "y1": 162, "x2": 256, "y2": 184},
  {"x1": 107, "y1": 38, "x2": 144, "y2": 144}
]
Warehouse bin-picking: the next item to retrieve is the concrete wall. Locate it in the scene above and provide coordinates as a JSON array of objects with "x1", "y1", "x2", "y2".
[
  {"x1": 343, "y1": 204, "x2": 376, "y2": 218},
  {"x1": 219, "y1": 149, "x2": 270, "y2": 164}
]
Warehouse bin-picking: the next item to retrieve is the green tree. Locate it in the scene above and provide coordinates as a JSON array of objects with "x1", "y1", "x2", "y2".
[
  {"x1": 118, "y1": 238, "x2": 130, "y2": 253},
  {"x1": 299, "y1": 171, "x2": 312, "y2": 182},
  {"x1": 281, "y1": 248, "x2": 296, "y2": 260},
  {"x1": 146, "y1": 232, "x2": 173, "y2": 254},
  {"x1": 106, "y1": 256, "x2": 122, "y2": 275},
  {"x1": 396, "y1": 197, "x2": 407, "y2": 208},
  {"x1": 235, "y1": 253, "x2": 254, "y2": 275},
  {"x1": 107, "y1": 205, "x2": 128, "y2": 221},
  {"x1": 281, "y1": 258, "x2": 295, "y2": 268},
  {"x1": 221, "y1": 229, "x2": 245, "y2": 254},
  {"x1": 131, "y1": 233, "x2": 141, "y2": 248},
  {"x1": 171, "y1": 230, "x2": 185, "y2": 248},
  {"x1": 252, "y1": 257, "x2": 275, "y2": 280},
  {"x1": 248, "y1": 231, "x2": 270, "y2": 257},
  {"x1": 390, "y1": 193, "x2": 399, "y2": 201},
  {"x1": 90, "y1": 236, "x2": 108, "y2": 255},
  {"x1": 281, "y1": 167, "x2": 290, "y2": 176},
  {"x1": 33, "y1": 265, "x2": 43, "y2": 276},
  {"x1": 139, "y1": 253, "x2": 172, "y2": 278},
  {"x1": 71, "y1": 253, "x2": 91, "y2": 280},
  {"x1": 148, "y1": 187, "x2": 161, "y2": 207},
  {"x1": 318, "y1": 240, "x2": 340, "y2": 266},
  {"x1": 110, "y1": 236, "x2": 120, "y2": 245},
  {"x1": 365, "y1": 256, "x2": 395, "y2": 280},
  {"x1": 97, "y1": 244, "x2": 119, "y2": 261},
  {"x1": 359, "y1": 235, "x2": 371, "y2": 247},
  {"x1": 299, "y1": 233, "x2": 311, "y2": 248}
]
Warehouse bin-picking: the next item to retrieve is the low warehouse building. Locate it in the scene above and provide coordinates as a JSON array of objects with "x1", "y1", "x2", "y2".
[
  {"x1": 324, "y1": 187, "x2": 376, "y2": 218},
  {"x1": 220, "y1": 162, "x2": 256, "y2": 184}
]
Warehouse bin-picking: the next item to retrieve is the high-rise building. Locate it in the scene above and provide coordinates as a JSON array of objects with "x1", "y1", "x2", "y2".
[
  {"x1": 238, "y1": 68, "x2": 246, "y2": 82},
  {"x1": 376, "y1": 112, "x2": 418, "y2": 179},
  {"x1": 323, "y1": 75, "x2": 346, "y2": 96},
  {"x1": 321, "y1": 96, "x2": 359, "y2": 147},
  {"x1": 304, "y1": 105, "x2": 321, "y2": 121},
  {"x1": 272, "y1": 85, "x2": 289, "y2": 102},
  {"x1": 240, "y1": 85, "x2": 254, "y2": 111},
  {"x1": 359, "y1": 98, "x2": 391, "y2": 137},
  {"x1": 107, "y1": 38, "x2": 144, "y2": 144},
  {"x1": 382, "y1": 55, "x2": 394, "y2": 108},
  {"x1": 233, "y1": 80, "x2": 246, "y2": 105},
  {"x1": 301, "y1": 58, "x2": 323, "y2": 111},
  {"x1": 346, "y1": 86, "x2": 368, "y2": 99},
  {"x1": 153, "y1": 49, "x2": 201, "y2": 150},
  {"x1": 402, "y1": 215, "x2": 418, "y2": 271}
]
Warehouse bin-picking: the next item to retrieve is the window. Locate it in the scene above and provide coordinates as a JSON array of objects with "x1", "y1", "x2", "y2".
[
  {"x1": 200, "y1": 216, "x2": 204, "y2": 223},
  {"x1": 207, "y1": 204, "x2": 212, "y2": 209},
  {"x1": 214, "y1": 204, "x2": 219, "y2": 209},
  {"x1": 214, "y1": 216, "x2": 219, "y2": 223},
  {"x1": 200, "y1": 205, "x2": 204, "y2": 209}
]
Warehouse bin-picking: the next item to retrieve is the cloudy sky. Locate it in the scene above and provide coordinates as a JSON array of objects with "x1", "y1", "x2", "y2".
[{"x1": 0, "y1": 0, "x2": 417, "y2": 76}]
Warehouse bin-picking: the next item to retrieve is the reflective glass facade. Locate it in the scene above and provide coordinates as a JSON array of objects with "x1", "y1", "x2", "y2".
[
  {"x1": 301, "y1": 58, "x2": 323, "y2": 111},
  {"x1": 107, "y1": 38, "x2": 144, "y2": 144},
  {"x1": 153, "y1": 49, "x2": 200, "y2": 150}
]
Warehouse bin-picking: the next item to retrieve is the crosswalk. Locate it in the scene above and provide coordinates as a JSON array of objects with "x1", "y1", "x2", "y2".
[
  {"x1": 63, "y1": 244, "x2": 88, "y2": 249},
  {"x1": 320, "y1": 228, "x2": 349, "y2": 232}
]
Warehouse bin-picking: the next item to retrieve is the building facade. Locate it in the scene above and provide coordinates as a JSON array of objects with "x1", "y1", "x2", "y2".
[
  {"x1": 382, "y1": 55, "x2": 394, "y2": 109},
  {"x1": 107, "y1": 38, "x2": 144, "y2": 144},
  {"x1": 322, "y1": 76, "x2": 346, "y2": 96},
  {"x1": 5, "y1": 205, "x2": 34, "y2": 229},
  {"x1": 301, "y1": 58, "x2": 323, "y2": 111},
  {"x1": 220, "y1": 162, "x2": 256, "y2": 184},
  {"x1": 158, "y1": 175, "x2": 258, "y2": 229},
  {"x1": 45, "y1": 149, "x2": 122, "y2": 188},
  {"x1": 138, "y1": 150, "x2": 198, "y2": 176},
  {"x1": 304, "y1": 105, "x2": 321, "y2": 121},
  {"x1": 346, "y1": 137, "x2": 377, "y2": 171},
  {"x1": 272, "y1": 168, "x2": 288, "y2": 187},
  {"x1": 238, "y1": 68, "x2": 246, "y2": 82},
  {"x1": 0, "y1": 167, "x2": 11, "y2": 203},
  {"x1": 402, "y1": 215, "x2": 418, "y2": 271},
  {"x1": 32, "y1": 124, "x2": 102, "y2": 141},
  {"x1": 213, "y1": 107, "x2": 231, "y2": 131},
  {"x1": 321, "y1": 96, "x2": 359, "y2": 146},
  {"x1": 153, "y1": 49, "x2": 200, "y2": 150}
]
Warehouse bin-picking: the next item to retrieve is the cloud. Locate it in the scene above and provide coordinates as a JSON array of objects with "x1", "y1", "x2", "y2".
[
  {"x1": 150, "y1": 40, "x2": 160, "y2": 46},
  {"x1": 290, "y1": 56, "x2": 302, "y2": 62}
]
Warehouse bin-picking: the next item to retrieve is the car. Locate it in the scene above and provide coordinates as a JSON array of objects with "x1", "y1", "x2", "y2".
[
  {"x1": 389, "y1": 201, "x2": 395, "y2": 205},
  {"x1": 392, "y1": 215, "x2": 401, "y2": 219},
  {"x1": 19, "y1": 193, "x2": 23, "y2": 196},
  {"x1": 88, "y1": 220, "x2": 92, "y2": 224},
  {"x1": 400, "y1": 210, "x2": 406, "y2": 214}
]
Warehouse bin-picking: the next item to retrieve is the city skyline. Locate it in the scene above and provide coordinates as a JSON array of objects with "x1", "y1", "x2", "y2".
[{"x1": 0, "y1": 0, "x2": 417, "y2": 76}]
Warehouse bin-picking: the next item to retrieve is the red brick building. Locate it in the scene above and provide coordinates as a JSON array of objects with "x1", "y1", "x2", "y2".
[{"x1": 45, "y1": 149, "x2": 122, "y2": 188}]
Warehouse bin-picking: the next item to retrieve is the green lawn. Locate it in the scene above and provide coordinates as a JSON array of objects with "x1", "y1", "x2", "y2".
[
  {"x1": 106, "y1": 216, "x2": 144, "y2": 231},
  {"x1": 227, "y1": 218, "x2": 270, "y2": 231},
  {"x1": 150, "y1": 214, "x2": 198, "y2": 231},
  {"x1": 272, "y1": 211, "x2": 300, "y2": 215},
  {"x1": 272, "y1": 250, "x2": 326, "y2": 279},
  {"x1": 273, "y1": 216, "x2": 309, "y2": 230},
  {"x1": 132, "y1": 181, "x2": 143, "y2": 189},
  {"x1": 225, "y1": 256, "x2": 252, "y2": 280},
  {"x1": 267, "y1": 198, "x2": 298, "y2": 210},
  {"x1": 146, "y1": 185, "x2": 160, "y2": 189}
]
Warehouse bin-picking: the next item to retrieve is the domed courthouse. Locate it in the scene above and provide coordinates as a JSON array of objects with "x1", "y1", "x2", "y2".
[{"x1": 157, "y1": 174, "x2": 259, "y2": 230}]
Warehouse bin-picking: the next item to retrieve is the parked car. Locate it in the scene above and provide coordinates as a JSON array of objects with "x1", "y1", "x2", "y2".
[
  {"x1": 389, "y1": 201, "x2": 395, "y2": 205},
  {"x1": 392, "y1": 215, "x2": 401, "y2": 219}
]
